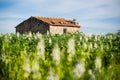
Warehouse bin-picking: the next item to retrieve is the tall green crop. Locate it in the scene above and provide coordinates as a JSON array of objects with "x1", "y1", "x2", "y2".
[{"x1": 0, "y1": 32, "x2": 120, "y2": 80}]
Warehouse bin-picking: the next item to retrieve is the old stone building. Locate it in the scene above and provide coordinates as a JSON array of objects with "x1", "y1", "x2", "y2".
[{"x1": 15, "y1": 16, "x2": 80, "y2": 34}]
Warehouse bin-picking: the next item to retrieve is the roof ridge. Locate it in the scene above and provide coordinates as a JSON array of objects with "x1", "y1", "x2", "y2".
[{"x1": 31, "y1": 16, "x2": 65, "y2": 20}]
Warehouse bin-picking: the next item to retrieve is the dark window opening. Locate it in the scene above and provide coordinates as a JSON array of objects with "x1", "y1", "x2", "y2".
[{"x1": 63, "y1": 28, "x2": 67, "y2": 34}]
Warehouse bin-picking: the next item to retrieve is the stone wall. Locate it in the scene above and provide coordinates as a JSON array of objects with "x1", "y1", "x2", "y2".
[
  {"x1": 16, "y1": 17, "x2": 49, "y2": 34},
  {"x1": 16, "y1": 17, "x2": 80, "y2": 34},
  {"x1": 50, "y1": 26, "x2": 80, "y2": 34}
]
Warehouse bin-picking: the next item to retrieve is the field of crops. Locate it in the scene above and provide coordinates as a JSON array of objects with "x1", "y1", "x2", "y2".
[{"x1": 0, "y1": 32, "x2": 120, "y2": 80}]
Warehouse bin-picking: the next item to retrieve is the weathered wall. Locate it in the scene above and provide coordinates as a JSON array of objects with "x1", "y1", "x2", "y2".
[
  {"x1": 16, "y1": 17, "x2": 80, "y2": 34},
  {"x1": 50, "y1": 26, "x2": 80, "y2": 34},
  {"x1": 16, "y1": 18, "x2": 49, "y2": 34}
]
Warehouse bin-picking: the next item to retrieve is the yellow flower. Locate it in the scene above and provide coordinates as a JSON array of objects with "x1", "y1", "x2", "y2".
[
  {"x1": 37, "y1": 37, "x2": 45, "y2": 60},
  {"x1": 32, "y1": 61, "x2": 39, "y2": 72},
  {"x1": 51, "y1": 44, "x2": 61, "y2": 65},
  {"x1": 47, "y1": 68, "x2": 59, "y2": 80},
  {"x1": 95, "y1": 57, "x2": 101, "y2": 69},
  {"x1": 88, "y1": 69, "x2": 95, "y2": 80},
  {"x1": 23, "y1": 59, "x2": 31, "y2": 73},
  {"x1": 74, "y1": 61, "x2": 85, "y2": 78},
  {"x1": 23, "y1": 58, "x2": 31, "y2": 78},
  {"x1": 67, "y1": 37, "x2": 75, "y2": 61}
]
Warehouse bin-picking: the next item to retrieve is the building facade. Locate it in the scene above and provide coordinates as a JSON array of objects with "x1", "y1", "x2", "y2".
[{"x1": 15, "y1": 16, "x2": 80, "y2": 34}]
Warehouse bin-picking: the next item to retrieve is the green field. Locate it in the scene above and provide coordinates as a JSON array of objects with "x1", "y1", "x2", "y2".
[{"x1": 0, "y1": 32, "x2": 120, "y2": 80}]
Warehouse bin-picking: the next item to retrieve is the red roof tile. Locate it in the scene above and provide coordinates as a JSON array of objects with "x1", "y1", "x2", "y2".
[{"x1": 32, "y1": 16, "x2": 80, "y2": 27}]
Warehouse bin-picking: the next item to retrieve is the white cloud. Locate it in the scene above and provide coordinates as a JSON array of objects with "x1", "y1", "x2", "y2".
[
  {"x1": 48, "y1": 0, "x2": 119, "y2": 13},
  {"x1": 47, "y1": 0, "x2": 120, "y2": 20},
  {"x1": 0, "y1": 0, "x2": 120, "y2": 34},
  {"x1": 50, "y1": 0, "x2": 120, "y2": 34}
]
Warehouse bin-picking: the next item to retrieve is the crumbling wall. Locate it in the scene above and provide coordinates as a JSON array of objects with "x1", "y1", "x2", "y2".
[{"x1": 50, "y1": 26, "x2": 80, "y2": 34}]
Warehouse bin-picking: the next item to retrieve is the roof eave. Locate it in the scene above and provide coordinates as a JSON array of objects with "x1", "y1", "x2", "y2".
[{"x1": 51, "y1": 24, "x2": 80, "y2": 28}]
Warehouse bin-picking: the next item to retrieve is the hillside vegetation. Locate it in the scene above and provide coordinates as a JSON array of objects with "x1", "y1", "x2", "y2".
[{"x1": 0, "y1": 32, "x2": 120, "y2": 80}]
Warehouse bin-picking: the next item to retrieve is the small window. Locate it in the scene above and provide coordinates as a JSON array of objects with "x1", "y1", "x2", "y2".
[{"x1": 63, "y1": 28, "x2": 67, "y2": 34}]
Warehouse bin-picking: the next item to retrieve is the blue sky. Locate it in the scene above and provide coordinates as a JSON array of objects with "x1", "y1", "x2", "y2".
[{"x1": 0, "y1": 0, "x2": 120, "y2": 34}]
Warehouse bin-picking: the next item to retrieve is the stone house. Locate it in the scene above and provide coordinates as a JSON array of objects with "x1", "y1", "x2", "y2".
[{"x1": 15, "y1": 16, "x2": 80, "y2": 34}]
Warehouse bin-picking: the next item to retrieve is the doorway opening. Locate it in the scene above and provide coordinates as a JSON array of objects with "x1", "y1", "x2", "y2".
[{"x1": 63, "y1": 28, "x2": 67, "y2": 34}]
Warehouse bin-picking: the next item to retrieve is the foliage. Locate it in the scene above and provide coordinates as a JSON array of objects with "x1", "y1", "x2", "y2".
[{"x1": 0, "y1": 32, "x2": 120, "y2": 80}]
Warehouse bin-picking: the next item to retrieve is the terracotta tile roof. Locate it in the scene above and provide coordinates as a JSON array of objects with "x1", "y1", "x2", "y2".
[{"x1": 32, "y1": 16, "x2": 80, "y2": 27}]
